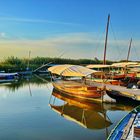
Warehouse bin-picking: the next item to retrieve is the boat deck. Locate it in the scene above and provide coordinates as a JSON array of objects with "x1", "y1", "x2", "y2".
[{"x1": 88, "y1": 80, "x2": 140, "y2": 97}]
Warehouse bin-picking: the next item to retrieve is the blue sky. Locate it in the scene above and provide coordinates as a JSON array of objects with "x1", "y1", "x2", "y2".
[{"x1": 0, "y1": 0, "x2": 140, "y2": 60}]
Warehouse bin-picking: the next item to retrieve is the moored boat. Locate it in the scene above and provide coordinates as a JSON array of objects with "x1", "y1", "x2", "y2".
[
  {"x1": 50, "y1": 89, "x2": 136, "y2": 138},
  {"x1": 105, "y1": 83, "x2": 140, "y2": 103},
  {"x1": 0, "y1": 72, "x2": 19, "y2": 83},
  {"x1": 107, "y1": 105, "x2": 140, "y2": 140},
  {"x1": 91, "y1": 81, "x2": 140, "y2": 103},
  {"x1": 48, "y1": 64, "x2": 115, "y2": 103},
  {"x1": 51, "y1": 87, "x2": 135, "y2": 112}
]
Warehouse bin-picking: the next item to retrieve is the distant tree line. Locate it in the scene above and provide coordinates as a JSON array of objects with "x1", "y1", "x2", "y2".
[{"x1": 0, "y1": 56, "x2": 118, "y2": 72}]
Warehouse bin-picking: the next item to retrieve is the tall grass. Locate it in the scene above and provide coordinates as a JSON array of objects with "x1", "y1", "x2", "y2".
[{"x1": 0, "y1": 56, "x2": 115, "y2": 72}]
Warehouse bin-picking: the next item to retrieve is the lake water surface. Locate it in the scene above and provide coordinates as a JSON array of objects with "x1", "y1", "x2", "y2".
[{"x1": 0, "y1": 75, "x2": 137, "y2": 140}]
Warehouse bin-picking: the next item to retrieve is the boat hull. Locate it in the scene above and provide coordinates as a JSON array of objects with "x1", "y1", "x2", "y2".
[
  {"x1": 0, "y1": 73, "x2": 19, "y2": 83},
  {"x1": 52, "y1": 80, "x2": 116, "y2": 103},
  {"x1": 107, "y1": 105, "x2": 140, "y2": 140},
  {"x1": 52, "y1": 81, "x2": 103, "y2": 103},
  {"x1": 106, "y1": 90, "x2": 140, "y2": 104}
]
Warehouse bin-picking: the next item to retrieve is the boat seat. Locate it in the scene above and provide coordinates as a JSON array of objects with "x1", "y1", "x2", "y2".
[
  {"x1": 134, "y1": 127, "x2": 140, "y2": 138},
  {"x1": 133, "y1": 113, "x2": 140, "y2": 138},
  {"x1": 87, "y1": 86, "x2": 97, "y2": 90},
  {"x1": 64, "y1": 86, "x2": 82, "y2": 88}
]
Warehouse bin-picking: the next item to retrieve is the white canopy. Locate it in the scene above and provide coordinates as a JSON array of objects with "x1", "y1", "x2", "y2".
[
  {"x1": 86, "y1": 64, "x2": 111, "y2": 69},
  {"x1": 48, "y1": 64, "x2": 103, "y2": 77},
  {"x1": 111, "y1": 62, "x2": 138, "y2": 67}
]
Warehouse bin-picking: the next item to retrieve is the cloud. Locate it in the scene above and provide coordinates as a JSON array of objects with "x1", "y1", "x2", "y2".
[
  {"x1": 0, "y1": 17, "x2": 81, "y2": 26},
  {"x1": 0, "y1": 32, "x2": 6, "y2": 39},
  {"x1": 0, "y1": 32, "x2": 139, "y2": 61}
]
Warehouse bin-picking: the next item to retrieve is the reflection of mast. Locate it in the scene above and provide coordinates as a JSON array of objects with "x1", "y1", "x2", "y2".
[
  {"x1": 34, "y1": 74, "x2": 51, "y2": 91},
  {"x1": 127, "y1": 38, "x2": 132, "y2": 62},
  {"x1": 101, "y1": 102, "x2": 109, "y2": 139},
  {"x1": 103, "y1": 110, "x2": 109, "y2": 139},
  {"x1": 34, "y1": 74, "x2": 49, "y2": 83},
  {"x1": 28, "y1": 82, "x2": 32, "y2": 97},
  {"x1": 27, "y1": 77, "x2": 32, "y2": 97},
  {"x1": 103, "y1": 14, "x2": 110, "y2": 65}
]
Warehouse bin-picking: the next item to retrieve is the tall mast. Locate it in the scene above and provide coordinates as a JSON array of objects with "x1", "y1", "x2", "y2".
[
  {"x1": 103, "y1": 14, "x2": 110, "y2": 65},
  {"x1": 127, "y1": 38, "x2": 132, "y2": 62}
]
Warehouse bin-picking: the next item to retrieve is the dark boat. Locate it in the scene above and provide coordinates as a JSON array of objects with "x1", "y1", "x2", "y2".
[
  {"x1": 106, "y1": 89, "x2": 140, "y2": 104},
  {"x1": 91, "y1": 81, "x2": 140, "y2": 103}
]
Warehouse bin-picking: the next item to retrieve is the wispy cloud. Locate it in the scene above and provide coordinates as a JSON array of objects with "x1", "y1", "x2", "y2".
[
  {"x1": 0, "y1": 17, "x2": 81, "y2": 26},
  {"x1": 0, "y1": 32, "x2": 139, "y2": 61},
  {"x1": 0, "y1": 32, "x2": 6, "y2": 39}
]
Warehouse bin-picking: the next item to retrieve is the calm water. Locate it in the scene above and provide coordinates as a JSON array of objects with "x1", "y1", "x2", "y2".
[{"x1": 0, "y1": 75, "x2": 137, "y2": 140}]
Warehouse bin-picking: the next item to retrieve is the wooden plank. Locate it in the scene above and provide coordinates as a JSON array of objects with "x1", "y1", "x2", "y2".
[
  {"x1": 121, "y1": 113, "x2": 136, "y2": 140},
  {"x1": 89, "y1": 80, "x2": 140, "y2": 95}
]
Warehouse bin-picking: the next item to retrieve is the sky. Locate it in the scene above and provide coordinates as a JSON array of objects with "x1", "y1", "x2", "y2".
[{"x1": 0, "y1": 0, "x2": 140, "y2": 61}]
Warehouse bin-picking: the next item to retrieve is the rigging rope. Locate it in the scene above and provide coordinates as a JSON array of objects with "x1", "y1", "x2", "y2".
[
  {"x1": 132, "y1": 42, "x2": 139, "y2": 60},
  {"x1": 90, "y1": 29, "x2": 105, "y2": 63},
  {"x1": 110, "y1": 20, "x2": 123, "y2": 60}
]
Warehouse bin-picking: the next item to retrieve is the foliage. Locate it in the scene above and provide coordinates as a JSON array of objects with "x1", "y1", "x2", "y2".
[{"x1": 0, "y1": 56, "x2": 116, "y2": 72}]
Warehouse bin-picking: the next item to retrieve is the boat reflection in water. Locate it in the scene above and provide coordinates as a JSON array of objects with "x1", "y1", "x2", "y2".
[
  {"x1": 49, "y1": 88, "x2": 134, "y2": 132},
  {"x1": 0, "y1": 74, "x2": 51, "y2": 92}
]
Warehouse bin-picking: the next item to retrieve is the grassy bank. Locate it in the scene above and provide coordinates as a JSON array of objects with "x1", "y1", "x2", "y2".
[{"x1": 0, "y1": 56, "x2": 116, "y2": 72}]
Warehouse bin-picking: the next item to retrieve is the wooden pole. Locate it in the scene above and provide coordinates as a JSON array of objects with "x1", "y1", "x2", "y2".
[
  {"x1": 103, "y1": 14, "x2": 110, "y2": 65},
  {"x1": 127, "y1": 38, "x2": 132, "y2": 62}
]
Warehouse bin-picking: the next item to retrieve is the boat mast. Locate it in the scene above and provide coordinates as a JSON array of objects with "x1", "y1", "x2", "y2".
[
  {"x1": 126, "y1": 38, "x2": 132, "y2": 62},
  {"x1": 103, "y1": 14, "x2": 110, "y2": 65}
]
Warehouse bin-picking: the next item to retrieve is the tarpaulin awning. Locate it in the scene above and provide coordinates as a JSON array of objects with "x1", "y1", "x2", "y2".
[
  {"x1": 48, "y1": 64, "x2": 103, "y2": 77},
  {"x1": 111, "y1": 62, "x2": 138, "y2": 67},
  {"x1": 86, "y1": 64, "x2": 111, "y2": 69}
]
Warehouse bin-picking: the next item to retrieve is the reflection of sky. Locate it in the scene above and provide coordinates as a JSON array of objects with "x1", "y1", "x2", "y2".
[
  {"x1": 0, "y1": 82, "x2": 129, "y2": 140},
  {"x1": 0, "y1": 1, "x2": 140, "y2": 60}
]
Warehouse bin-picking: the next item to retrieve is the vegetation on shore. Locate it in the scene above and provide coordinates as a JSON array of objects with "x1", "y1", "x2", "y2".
[{"x1": 0, "y1": 56, "x2": 119, "y2": 72}]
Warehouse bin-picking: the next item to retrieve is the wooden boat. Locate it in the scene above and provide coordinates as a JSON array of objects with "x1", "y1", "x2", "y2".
[
  {"x1": 50, "y1": 92, "x2": 138, "y2": 137},
  {"x1": 51, "y1": 88, "x2": 135, "y2": 112},
  {"x1": 107, "y1": 105, "x2": 140, "y2": 140},
  {"x1": 87, "y1": 15, "x2": 137, "y2": 81},
  {"x1": 48, "y1": 64, "x2": 115, "y2": 103},
  {"x1": 110, "y1": 62, "x2": 138, "y2": 80},
  {"x1": 91, "y1": 81, "x2": 140, "y2": 103},
  {"x1": 53, "y1": 80, "x2": 101, "y2": 98},
  {"x1": 87, "y1": 63, "x2": 138, "y2": 81},
  {"x1": 50, "y1": 88, "x2": 136, "y2": 138},
  {"x1": 106, "y1": 89, "x2": 140, "y2": 104}
]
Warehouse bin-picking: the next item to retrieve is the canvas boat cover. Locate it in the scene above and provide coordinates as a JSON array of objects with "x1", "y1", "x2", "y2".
[
  {"x1": 48, "y1": 64, "x2": 103, "y2": 77},
  {"x1": 111, "y1": 62, "x2": 138, "y2": 67},
  {"x1": 86, "y1": 64, "x2": 111, "y2": 69}
]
